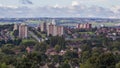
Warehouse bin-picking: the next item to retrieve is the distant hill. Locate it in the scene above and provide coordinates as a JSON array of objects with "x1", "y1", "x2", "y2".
[{"x1": 0, "y1": 18, "x2": 120, "y2": 24}]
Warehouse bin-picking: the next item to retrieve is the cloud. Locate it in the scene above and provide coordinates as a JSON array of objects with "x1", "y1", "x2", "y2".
[
  {"x1": 0, "y1": 4, "x2": 119, "y2": 18},
  {"x1": 53, "y1": 4, "x2": 63, "y2": 8},
  {"x1": 20, "y1": 0, "x2": 33, "y2": 5},
  {"x1": 111, "y1": 6, "x2": 120, "y2": 14},
  {"x1": 0, "y1": 4, "x2": 18, "y2": 9},
  {"x1": 71, "y1": 1, "x2": 79, "y2": 6}
]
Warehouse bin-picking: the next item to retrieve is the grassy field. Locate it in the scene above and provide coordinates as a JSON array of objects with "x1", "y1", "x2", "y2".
[
  {"x1": 91, "y1": 22, "x2": 118, "y2": 27},
  {"x1": 0, "y1": 22, "x2": 12, "y2": 25},
  {"x1": 0, "y1": 21, "x2": 119, "y2": 27},
  {"x1": 79, "y1": 32, "x2": 94, "y2": 35}
]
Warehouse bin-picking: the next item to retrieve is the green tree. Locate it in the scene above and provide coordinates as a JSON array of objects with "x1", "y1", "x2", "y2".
[
  {"x1": 59, "y1": 62, "x2": 70, "y2": 68},
  {"x1": 16, "y1": 52, "x2": 47, "y2": 68},
  {"x1": 20, "y1": 40, "x2": 38, "y2": 47},
  {"x1": 63, "y1": 51, "x2": 78, "y2": 61},
  {"x1": 49, "y1": 36, "x2": 66, "y2": 49},
  {"x1": 13, "y1": 38, "x2": 22, "y2": 45},
  {"x1": 34, "y1": 42, "x2": 48, "y2": 53},
  {"x1": 0, "y1": 63, "x2": 8, "y2": 68},
  {"x1": 97, "y1": 53, "x2": 116, "y2": 68},
  {"x1": 115, "y1": 62, "x2": 120, "y2": 68},
  {"x1": 1, "y1": 44, "x2": 15, "y2": 54},
  {"x1": 80, "y1": 51, "x2": 91, "y2": 63},
  {"x1": 13, "y1": 30, "x2": 19, "y2": 38},
  {"x1": 80, "y1": 62, "x2": 93, "y2": 68},
  {"x1": 55, "y1": 45, "x2": 61, "y2": 52}
]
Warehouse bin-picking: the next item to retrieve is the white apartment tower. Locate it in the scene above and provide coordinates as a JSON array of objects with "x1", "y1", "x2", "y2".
[
  {"x1": 47, "y1": 19, "x2": 64, "y2": 36},
  {"x1": 19, "y1": 23, "x2": 28, "y2": 38}
]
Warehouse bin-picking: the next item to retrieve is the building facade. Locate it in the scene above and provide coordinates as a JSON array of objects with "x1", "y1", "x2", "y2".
[
  {"x1": 47, "y1": 20, "x2": 64, "y2": 36},
  {"x1": 76, "y1": 23, "x2": 92, "y2": 29},
  {"x1": 47, "y1": 23, "x2": 55, "y2": 36},
  {"x1": 40, "y1": 22, "x2": 47, "y2": 32},
  {"x1": 13, "y1": 24, "x2": 18, "y2": 31},
  {"x1": 55, "y1": 26, "x2": 64, "y2": 36},
  {"x1": 19, "y1": 23, "x2": 28, "y2": 38}
]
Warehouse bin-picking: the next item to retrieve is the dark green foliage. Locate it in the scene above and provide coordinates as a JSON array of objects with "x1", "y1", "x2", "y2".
[
  {"x1": 0, "y1": 63, "x2": 8, "y2": 68},
  {"x1": 49, "y1": 36, "x2": 66, "y2": 49},
  {"x1": 80, "y1": 53, "x2": 116, "y2": 68},
  {"x1": 1, "y1": 44, "x2": 15, "y2": 54},
  {"x1": 15, "y1": 52, "x2": 47, "y2": 68},
  {"x1": 97, "y1": 53, "x2": 116, "y2": 68},
  {"x1": 116, "y1": 62, "x2": 120, "y2": 68},
  {"x1": 0, "y1": 24, "x2": 13, "y2": 31},
  {"x1": 34, "y1": 42, "x2": 48, "y2": 53},
  {"x1": 63, "y1": 51, "x2": 78, "y2": 60},
  {"x1": 13, "y1": 38, "x2": 22, "y2": 45},
  {"x1": 59, "y1": 62, "x2": 70, "y2": 68},
  {"x1": 13, "y1": 30, "x2": 19, "y2": 37},
  {"x1": 20, "y1": 40, "x2": 38, "y2": 47}
]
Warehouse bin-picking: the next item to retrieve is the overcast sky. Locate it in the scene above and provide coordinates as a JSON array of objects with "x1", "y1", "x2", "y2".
[{"x1": 0, "y1": 0, "x2": 120, "y2": 18}]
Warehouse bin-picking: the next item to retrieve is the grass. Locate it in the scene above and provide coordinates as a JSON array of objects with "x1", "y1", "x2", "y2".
[
  {"x1": 79, "y1": 32, "x2": 94, "y2": 35},
  {"x1": 0, "y1": 22, "x2": 12, "y2": 25},
  {"x1": 91, "y1": 22, "x2": 118, "y2": 27},
  {"x1": 73, "y1": 38, "x2": 84, "y2": 41}
]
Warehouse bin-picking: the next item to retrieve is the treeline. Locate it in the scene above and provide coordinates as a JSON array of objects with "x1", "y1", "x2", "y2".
[
  {"x1": 0, "y1": 35, "x2": 120, "y2": 68},
  {"x1": 0, "y1": 24, "x2": 13, "y2": 31}
]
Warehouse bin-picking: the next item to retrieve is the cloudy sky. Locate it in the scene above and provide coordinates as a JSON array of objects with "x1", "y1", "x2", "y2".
[{"x1": 0, "y1": 0, "x2": 120, "y2": 18}]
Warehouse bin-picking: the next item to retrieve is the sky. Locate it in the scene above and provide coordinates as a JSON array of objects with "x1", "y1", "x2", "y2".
[{"x1": 0, "y1": 0, "x2": 120, "y2": 18}]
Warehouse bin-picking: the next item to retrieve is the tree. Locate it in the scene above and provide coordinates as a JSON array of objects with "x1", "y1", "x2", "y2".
[
  {"x1": 80, "y1": 51, "x2": 91, "y2": 63},
  {"x1": 49, "y1": 36, "x2": 66, "y2": 49},
  {"x1": 111, "y1": 41, "x2": 120, "y2": 51},
  {"x1": 71, "y1": 58, "x2": 79, "y2": 68},
  {"x1": 80, "y1": 53, "x2": 116, "y2": 68},
  {"x1": 81, "y1": 56, "x2": 98, "y2": 68},
  {"x1": 63, "y1": 51, "x2": 78, "y2": 61},
  {"x1": 0, "y1": 63, "x2": 8, "y2": 68},
  {"x1": 50, "y1": 55, "x2": 63, "y2": 64},
  {"x1": 20, "y1": 40, "x2": 38, "y2": 47},
  {"x1": 34, "y1": 42, "x2": 48, "y2": 53},
  {"x1": 116, "y1": 62, "x2": 120, "y2": 68},
  {"x1": 55, "y1": 45, "x2": 61, "y2": 52},
  {"x1": 0, "y1": 40, "x2": 5, "y2": 46},
  {"x1": 96, "y1": 53, "x2": 116, "y2": 68},
  {"x1": 13, "y1": 30, "x2": 19, "y2": 38},
  {"x1": 15, "y1": 52, "x2": 47, "y2": 68},
  {"x1": 80, "y1": 62, "x2": 93, "y2": 68},
  {"x1": 13, "y1": 38, "x2": 22, "y2": 45},
  {"x1": 1, "y1": 44, "x2": 15, "y2": 54},
  {"x1": 80, "y1": 44, "x2": 91, "y2": 51},
  {"x1": 59, "y1": 62, "x2": 70, "y2": 68}
]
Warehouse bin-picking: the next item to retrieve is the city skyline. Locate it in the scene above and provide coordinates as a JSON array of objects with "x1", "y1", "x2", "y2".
[{"x1": 0, "y1": 0, "x2": 120, "y2": 18}]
